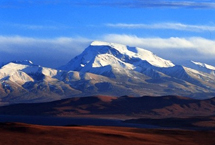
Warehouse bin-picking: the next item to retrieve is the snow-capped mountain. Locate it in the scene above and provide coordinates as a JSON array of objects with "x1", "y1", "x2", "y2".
[
  {"x1": 61, "y1": 41, "x2": 174, "y2": 70},
  {"x1": 0, "y1": 41, "x2": 215, "y2": 105},
  {"x1": 60, "y1": 41, "x2": 215, "y2": 97},
  {"x1": 61, "y1": 41, "x2": 215, "y2": 86},
  {"x1": 0, "y1": 59, "x2": 147, "y2": 105},
  {"x1": 0, "y1": 60, "x2": 91, "y2": 105}
]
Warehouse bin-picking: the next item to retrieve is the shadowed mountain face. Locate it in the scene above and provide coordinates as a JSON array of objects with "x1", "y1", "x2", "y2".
[{"x1": 0, "y1": 95, "x2": 215, "y2": 118}]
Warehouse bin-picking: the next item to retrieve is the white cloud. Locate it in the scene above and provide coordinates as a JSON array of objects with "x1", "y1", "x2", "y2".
[
  {"x1": 6, "y1": 23, "x2": 71, "y2": 30},
  {"x1": 106, "y1": 23, "x2": 215, "y2": 32},
  {"x1": 0, "y1": 35, "x2": 215, "y2": 67},
  {"x1": 103, "y1": 34, "x2": 215, "y2": 64},
  {"x1": 103, "y1": 34, "x2": 215, "y2": 52},
  {"x1": 0, "y1": 36, "x2": 91, "y2": 67}
]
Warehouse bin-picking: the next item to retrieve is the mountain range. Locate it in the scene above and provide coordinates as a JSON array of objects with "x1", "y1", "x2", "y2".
[{"x1": 0, "y1": 41, "x2": 215, "y2": 105}]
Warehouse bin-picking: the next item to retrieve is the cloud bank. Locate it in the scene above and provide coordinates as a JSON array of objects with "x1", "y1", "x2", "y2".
[
  {"x1": 0, "y1": 35, "x2": 215, "y2": 67},
  {"x1": 103, "y1": 34, "x2": 215, "y2": 64},
  {"x1": 106, "y1": 23, "x2": 215, "y2": 32},
  {"x1": 0, "y1": 36, "x2": 91, "y2": 68},
  {"x1": 103, "y1": 34, "x2": 215, "y2": 52}
]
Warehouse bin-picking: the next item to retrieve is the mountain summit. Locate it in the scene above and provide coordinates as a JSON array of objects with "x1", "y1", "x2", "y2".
[{"x1": 60, "y1": 41, "x2": 174, "y2": 73}]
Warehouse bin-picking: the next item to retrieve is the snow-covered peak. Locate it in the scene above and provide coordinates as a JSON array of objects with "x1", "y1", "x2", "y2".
[
  {"x1": 92, "y1": 41, "x2": 174, "y2": 67},
  {"x1": 0, "y1": 60, "x2": 58, "y2": 80},
  {"x1": 91, "y1": 40, "x2": 128, "y2": 49},
  {"x1": 11, "y1": 60, "x2": 34, "y2": 66},
  {"x1": 182, "y1": 60, "x2": 215, "y2": 75},
  {"x1": 133, "y1": 47, "x2": 174, "y2": 68},
  {"x1": 191, "y1": 61, "x2": 215, "y2": 71},
  {"x1": 1, "y1": 62, "x2": 28, "y2": 72},
  {"x1": 64, "y1": 41, "x2": 174, "y2": 71},
  {"x1": 90, "y1": 41, "x2": 129, "y2": 54},
  {"x1": 1, "y1": 60, "x2": 39, "y2": 73},
  {"x1": 90, "y1": 41, "x2": 113, "y2": 46}
]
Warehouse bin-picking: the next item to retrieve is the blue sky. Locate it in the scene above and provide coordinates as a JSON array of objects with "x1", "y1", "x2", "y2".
[{"x1": 1, "y1": 0, "x2": 215, "y2": 67}]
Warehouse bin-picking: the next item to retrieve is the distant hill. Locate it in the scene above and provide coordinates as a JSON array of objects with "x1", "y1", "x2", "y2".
[{"x1": 0, "y1": 95, "x2": 215, "y2": 119}]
